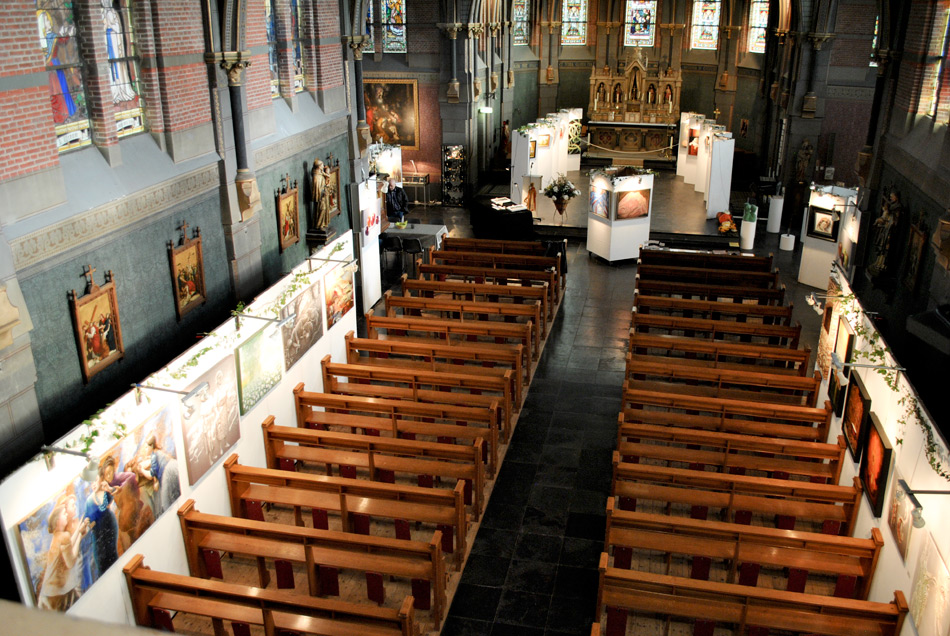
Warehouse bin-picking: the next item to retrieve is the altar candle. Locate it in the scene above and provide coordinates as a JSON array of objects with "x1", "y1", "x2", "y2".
[
  {"x1": 594, "y1": 97, "x2": 598, "y2": 111},
  {"x1": 669, "y1": 101, "x2": 673, "y2": 114}
]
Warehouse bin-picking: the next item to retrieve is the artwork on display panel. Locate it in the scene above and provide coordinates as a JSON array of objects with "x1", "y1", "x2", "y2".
[
  {"x1": 807, "y1": 206, "x2": 840, "y2": 242},
  {"x1": 235, "y1": 326, "x2": 283, "y2": 416},
  {"x1": 828, "y1": 369, "x2": 846, "y2": 418},
  {"x1": 281, "y1": 279, "x2": 324, "y2": 371},
  {"x1": 887, "y1": 469, "x2": 914, "y2": 561},
  {"x1": 529, "y1": 140, "x2": 537, "y2": 158},
  {"x1": 590, "y1": 186, "x2": 609, "y2": 219},
  {"x1": 616, "y1": 189, "x2": 650, "y2": 220},
  {"x1": 180, "y1": 355, "x2": 240, "y2": 485},
  {"x1": 904, "y1": 224, "x2": 927, "y2": 292},
  {"x1": 363, "y1": 78, "x2": 419, "y2": 149},
  {"x1": 859, "y1": 412, "x2": 892, "y2": 517},
  {"x1": 687, "y1": 127, "x2": 700, "y2": 155},
  {"x1": 324, "y1": 266, "x2": 355, "y2": 330},
  {"x1": 910, "y1": 532, "x2": 950, "y2": 636},
  {"x1": 537, "y1": 134, "x2": 551, "y2": 148},
  {"x1": 69, "y1": 268, "x2": 124, "y2": 384},
  {"x1": 841, "y1": 371, "x2": 870, "y2": 462},
  {"x1": 834, "y1": 316, "x2": 855, "y2": 379},
  {"x1": 15, "y1": 404, "x2": 181, "y2": 611},
  {"x1": 168, "y1": 225, "x2": 206, "y2": 321}
]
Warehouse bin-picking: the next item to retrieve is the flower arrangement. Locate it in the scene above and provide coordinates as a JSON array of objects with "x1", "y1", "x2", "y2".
[{"x1": 543, "y1": 174, "x2": 580, "y2": 202}]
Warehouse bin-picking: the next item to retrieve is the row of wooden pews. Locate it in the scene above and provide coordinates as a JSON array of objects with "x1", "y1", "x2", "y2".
[
  {"x1": 592, "y1": 247, "x2": 908, "y2": 636},
  {"x1": 123, "y1": 237, "x2": 566, "y2": 636}
]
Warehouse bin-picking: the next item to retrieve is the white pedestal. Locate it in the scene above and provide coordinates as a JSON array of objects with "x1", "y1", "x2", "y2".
[
  {"x1": 740, "y1": 220, "x2": 756, "y2": 251},
  {"x1": 767, "y1": 196, "x2": 784, "y2": 233},
  {"x1": 780, "y1": 233, "x2": 796, "y2": 251}
]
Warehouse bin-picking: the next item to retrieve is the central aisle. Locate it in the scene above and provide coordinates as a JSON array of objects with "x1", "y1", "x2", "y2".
[{"x1": 443, "y1": 243, "x2": 640, "y2": 635}]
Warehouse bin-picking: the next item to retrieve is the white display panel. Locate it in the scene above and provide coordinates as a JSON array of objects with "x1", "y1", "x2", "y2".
[
  {"x1": 705, "y1": 134, "x2": 735, "y2": 219},
  {"x1": 587, "y1": 171, "x2": 653, "y2": 262}
]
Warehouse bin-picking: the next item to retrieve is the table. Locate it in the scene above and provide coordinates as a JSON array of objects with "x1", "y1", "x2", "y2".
[{"x1": 382, "y1": 223, "x2": 448, "y2": 275}]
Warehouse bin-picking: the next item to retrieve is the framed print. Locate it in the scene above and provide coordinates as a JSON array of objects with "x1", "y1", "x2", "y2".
[
  {"x1": 842, "y1": 372, "x2": 871, "y2": 462},
  {"x1": 590, "y1": 186, "x2": 609, "y2": 219},
  {"x1": 235, "y1": 326, "x2": 283, "y2": 416},
  {"x1": 904, "y1": 224, "x2": 926, "y2": 292},
  {"x1": 806, "y1": 206, "x2": 840, "y2": 242},
  {"x1": 167, "y1": 224, "x2": 206, "y2": 321},
  {"x1": 887, "y1": 470, "x2": 914, "y2": 561},
  {"x1": 276, "y1": 178, "x2": 300, "y2": 251},
  {"x1": 69, "y1": 267, "x2": 124, "y2": 383},
  {"x1": 180, "y1": 355, "x2": 240, "y2": 485},
  {"x1": 910, "y1": 532, "x2": 950, "y2": 636},
  {"x1": 529, "y1": 140, "x2": 537, "y2": 158},
  {"x1": 860, "y1": 412, "x2": 892, "y2": 517},
  {"x1": 687, "y1": 127, "x2": 700, "y2": 155},
  {"x1": 363, "y1": 78, "x2": 420, "y2": 150},
  {"x1": 280, "y1": 279, "x2": 324, "y2": 371},
  {"x1": 822, "y1": 304, "x2": 834, "y2": 333},
  {"x1": 537, "y1": 134, "x2": 551, "y2": 148},
  {"x1": 327, "y1": 166, "x2": 341, "y2": 215},
  {"x1": 324, "y1": 265, "x2": 355, "y2": 330},
  {"x1": 828, "y1": 370, "x2": 846, "y2": 418},
  {"x1": 834, "y1": 317, "x2": 855, "y2": 379},
  {"x1": 616, "y1": 189, "x2": 650, "y2": 220}
]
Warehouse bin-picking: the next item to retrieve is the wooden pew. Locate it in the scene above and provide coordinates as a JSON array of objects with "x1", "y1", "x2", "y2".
[
  {"x1": 636, "y1": 263, "x2": 780, "y2": 289},
  {"x1": 262, "y1": 417, "x2": 486, "y2": 520},
  {"x1": 428, "y1": 248, "x2": 564, "y2": 293},
  {"x1": 630, "y1": 312, "x2": 802, "y2": 348},
  {"x1": 442, "y1": 237, "x2": 550, "y2": 255},
  {"x1": 624, "y1": 354, "x2": 822, "y2": 407},
  {"x1": 321, "y1": 355, "x2": 515, "y2": 442},
  {"x1": 366, "y1": 310, "x2": 535, "y2": 366},
  {"x1": 124, "y1": 554, "x2": 417, "y2": 636},
  {"x1": 178, "y1": 499, "x2": 448, "y2": 620},
  {"x1": 293, "y1": 385, "x2": 501, "y2": 475},
  {"x1": 418, "y1": 262, "x2": 559, "y2": 307},
  {"x1": 628, "y1": 332, "x2": 811, "y2": 376},
  {"x1": 596, "y1": 554, "x2": 908, "y2": 636},
  {"x1": 611, "y1": 453, "x2": 862, "y2": 535},
  {"x1": 604, "y1": 502, "x2": 883, "y2": 600},
  {"x1": 634, "y1": 277, "x2": 786, "y2": 305},
  {"x1": 401, "y1": 273, "x2": 552, "y2": 322},
  {"x1": 224, "y1": 455, "x2": 467, "y2": 564},
  {"x1": 616, "y1": 421, "x2": 846, "y2": 484},
  {"x1": 622, "y1": 386, "x2": 832, "y2": 442},
  {"x1": 633, "y1": 292, "x2": 793, "y2": 326},
  {"x1": 638, "y1": 248, "x2": 773, "y2": 272}
]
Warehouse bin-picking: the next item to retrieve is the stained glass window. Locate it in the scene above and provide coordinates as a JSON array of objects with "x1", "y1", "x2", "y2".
[
  {"x1": 37, "y1": 1, "x2": 90, "y2": 151},
  {"x1": 869, "y1": 15, "x2": 879, "y2": 67},
  {"x1": 292, "y1": 0, "x2": 304, "y2": 92},
  {"x1": 748, "y1": 0, "x2": 768, "y2": 54},
  {"x1": 624, "y1": 1, "x2": 657, "y2": 48},
  {"x1": 561, "y1": 0, "x2": 588, "y2": 45},
  {"x1": 266, "y1": 0, "x2": 279, "y2": 98},
  {"x1": 927, "y1": 7, "x2": 950, "y2": 117},
  {"x1": 513, "y1": 0, "x2": 530, "y2": 46},
  {"x1": 690, "y1": 1, "x2": 721, "y2": 50},
  {"x1": 102, "y1": 0, "x2": 146, "y2": 137},
  {"x1": 366, "y1": 0, "x2": 375, "y2": 51},
  {"x1": 382, "y1": 0, "x2": 407, "y2": 53}
]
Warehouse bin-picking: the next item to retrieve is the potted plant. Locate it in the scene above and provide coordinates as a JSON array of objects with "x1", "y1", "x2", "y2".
[{"x1": 543, "y1": 174, "x2": 580, "y2": 223}]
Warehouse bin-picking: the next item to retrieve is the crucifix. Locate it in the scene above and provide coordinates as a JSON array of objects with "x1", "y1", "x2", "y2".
[
  {"x1": 83, "y1": 264, "x2": 99, "y2": 293},
  {"x1": 179, "y1": 220, "x2": 190, "y2": 243}
]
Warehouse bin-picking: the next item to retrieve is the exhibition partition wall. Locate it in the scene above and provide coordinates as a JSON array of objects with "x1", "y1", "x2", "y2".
[
  {"x1": 587, "y1": 169, "x2": 653, "y2": 262},
  {"x1": 798, "y1": 187, "x2": 858, "y2": 289},
  {"x1": 510, "y1": 111, "x2": 577, "y2": 225}
]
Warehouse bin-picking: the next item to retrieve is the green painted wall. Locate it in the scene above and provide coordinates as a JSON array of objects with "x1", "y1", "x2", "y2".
[
  {"x1": 680, "y1": 72, "x2": 717, "y2": 118},
  {"x1": 512, "y1": 70, "x2": 540, "y2": 129},
  {"x1": 557, "y1": 70, "x2": 590, "y2": 112}
]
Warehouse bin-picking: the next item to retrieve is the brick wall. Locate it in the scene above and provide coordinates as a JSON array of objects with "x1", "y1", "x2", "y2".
[
  {"x1": 830, "y1": 2, "x2": 876, "y2": 67},
  {"x1": 408, "y1": 0, "x2": 440, "y2": 54},
  {"x1": 402, "y1": 82, "x2": 443, "y2": 180},
  {"x1": 314, "y1": 0, "x2": 344, "y2": 92},
  {"x1": 246, "y1": 0, "x2": 272, "y2": 110},
  {"x1": 147, "y1": 1, "x2": 210, "y2": 132}
]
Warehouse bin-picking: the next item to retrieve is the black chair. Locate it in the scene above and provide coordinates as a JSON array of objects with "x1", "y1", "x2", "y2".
[
  {"x1": 401, "y1": 238, "x2": 425, "y2": 278},
  {"x1": 381, "y1": 235, "x2": 402, "y2": 278}
]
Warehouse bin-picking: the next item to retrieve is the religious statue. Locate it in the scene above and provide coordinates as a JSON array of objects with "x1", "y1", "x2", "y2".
[
  {"x1": 597, "y1": 83, "x2": 607, "y2": 103},
  {"x1": 795, "y1": 138, "x2": 814, "y2": 182},
  {"x1": 664, "y1": 84, "x2": 673, "y2": 104},
  {"x1": 525, "y1": 182, "x2": 537, "y2": 213},
  {"x1": 310, "y1": 159, "x2": 332, "y2": 229},
  {"x1": 647, "y1": 84, "x2": 657, "y2": 104},
  {"x1": 613, "y1": 83, "x2": 623, "y2": 103},
  {"x1": 867, "y1": 189, "x2": 903, "y2": 278}
]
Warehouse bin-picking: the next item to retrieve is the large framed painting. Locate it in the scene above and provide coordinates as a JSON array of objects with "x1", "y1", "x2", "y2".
[
  {"x1": 281, "y1": 279, "x2": 324, "y2": 371},
  {"x1": 590, "y1": 186, "x2": 609, "y2": 219},
  {"x1": 806, "y1": 206, "x2": 841, "y2": 242},
  {"x1": 276, "y1": 179, "x2": 300, "y2": 251},
  {"x1": 363, "y1": 78, "x2": 419, "y2": 150},
  {"x1": 842, "y1": 371, "x2": 871, "y2": 462},
  {"x1": 887, "y1": 470, "x2": 914, "y2": 561},
  {"x1": 828, "y1": 370, "x2": 846, "y2": 418},
  {"x1": 69, "y1": 267, "x2": 124, "y2": 383},
  {"x1": 324, "y1": 265, "x2": 355, "y2": 330},
  {"x1": 327, "y1": 166, "x2": 341, "y2": 215},
  {"x1": 910, "y1": 532, "x2": 950, "y2": 636},
  {"x1": 236, "y1": 326, "x2": 283, "y2": 415},
  {"x1": 180, "y1": 355, "x2": 240, "y2": 485},
  {"x1": 834, "y1": 316, "x2": 855, "y2": 379},
  {"x1": 616, "y1": 189, "x2": 651, "y2": 220},
  {"x1": 15, "y1": 403, "x2": 180, "y2": 610},
  {"x1": 167, "y1": 225, "x2": 206, "y2": 321},
  {"x1": 904, "y1": 224, "x2": 927, "y2": 292},
  {"x1": 860, "y1": 412, "x2": 892, "y2": 517}
]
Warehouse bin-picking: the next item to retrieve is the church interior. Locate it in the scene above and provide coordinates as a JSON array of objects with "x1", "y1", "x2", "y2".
[{"x1": 1, "y1": 0, "x2": 950, "y2": 634}]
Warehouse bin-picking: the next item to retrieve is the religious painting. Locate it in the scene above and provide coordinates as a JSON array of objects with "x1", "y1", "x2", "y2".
[
  {"x1": 276, "y1": 178, "x2": 300, "y2": 252},
  {"x1": 69, "y1": 268, "x2": 124, "y2": 384},
  {"x1": 590, "y1": 186, "x2": 609, "y2": 219},
  {"x1": 828, "y1": 370, "x2": 846, "y2": 418},
  {"x1": 616, "y1": 189, "x2": 651, "y2": 220},
  {"x1": 235, "y1": 326, "x2": 283, "y2": 416},
  {"x1": 15, "y1": 403, "x2": 180, "y2": 610},
  {"x1": 860, "y1": 412, "x2": 892, "y2": 517},
  {"x1": 687, "y1": 127, "x2": 700, "y2": 155},
  {"x1": 834, "y1": 316, "x2": 855, "y2": 379},
  {"x1": 739, "y1": 118, "x2": 749, "y2": 138},
  {"x1": 910, "y1": 532, "x2": 950, "y2": 636},
  {"x1": 887, "y1": 470, "x2": 914, "y2": 561},
  {"x1": 280, "y1": 279, "x2": 324, "y2": 371},
  {"x1": 807, "y1": 206, "x2": 840, "y2": 242},
  {"x1": 842, "y1": 371, "x2": 870, "y2": 462},
  {"x1": 167, "y1": 226, "x2": 205, "y2": 321},
  {"x1": 324, "y1": 265, "x2": 355, "y2": 330},
  {"x1": 529, "y1": 139, "x2": 537, "y2": 158},
  {"x1": 327, "y1": 166, "x2": 341, "y2": 215},
  {"x1": 537, "y1": 134, "x2": 551, "y2": 148},
  {"x1": 363, "y1": 78, "x2": 419, "y2": 150},
  {"x1": 37, "y1": 2, "x2": 92, "y2": 152},
  {"x1": 904, "y1": 224, "x2": 927, "y2": 292},
  {"x1": 180, "y1": 355, "x2": 240, "y2": 486}
]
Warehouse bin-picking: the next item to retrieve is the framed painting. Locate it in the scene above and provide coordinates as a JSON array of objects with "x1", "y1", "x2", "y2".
[
  {"x1": 327, "y1": 166, "x2": 341, "y2": 215},
  {"x1": 910, "y1": 532, "x2": 950, "y2": 636},
  {"x1": 828, "y1": 370, "x2": 846, "y2": 418},
  {"x1": 276, "y1": 180, "x2": 300, "y2": 251},
  {"x1": 15, "y1": 403, "x2": 180, "y2": 610},
  {"x1": 236, "y1": 325, "x2": 283, "y2": 416},
  {"x1": 180, "y1": 355, "x2": 240, "y2": 485},
  {"x1": 887, "y1": 470, "x2": 914, "y2": 561},
  {"x1": 363, "y1": 78, "x2": 419, "y2": 150},
  {"x1": 167, "y1": 225, "x2": 206, "y2": 321},
  {"x1": 904, "y1": 224, "x2": 926, "y2": 292},
  {"x1": 280, "y1": 279, "x2": 324, "y2": 371},
  {"x1": 69, "y1": 267, "x2": 124, "y2": 383},
  {"x1": 590, "y1": 186, "x2": 609, "y2": 219},
  {"x1": 687, "y1": 127, "x2": 700, "y2": 155},
  {"x1": 529, "y1": 139, "x2": 537, "y2": 158},
  {"x1": 324, "y1": 265, "x2": 355, "y2": 330},
  {"x1": 834, "y1": 316, "x2": 855, "y2": 378},
  {"x1": 806, "y1": 206, "x2": 840, "y2": 242},
  {"x1": 537, "y1": 134, "x2": 551, "y2": 148},
  {"x1": 616, "y1": 189, "x2": 650, "y2": 220},
  {"x1": 842, "y1": 371, "x2": 871, "y2": 462},
  {"x1": 860, "y1": 412, "x2": 892, "y2": 517}
]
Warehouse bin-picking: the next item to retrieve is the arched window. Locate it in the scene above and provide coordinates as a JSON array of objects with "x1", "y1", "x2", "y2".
[
  {"x1": 513, "y1": 0, "x2": 530, "y2": 45},
  {"x1": 561, "y1": 0, "x2": 588, "y2": 45},
  {"x1": 624, "y1": 1, "x2": 657, "y2": 48},
  {"x1": 747, "y1": 0, "x2": 768, "y2": 54},
  {"x1": 926, "y1": 6, "x2": 950, "y2": 117},
  {"x1": 266, "y1": 0, "x2": 279, "y2": 98},
  {"x1": 382, "y1": 0, "x2": 407, "y2": 53},
  {"x1": 37, "y1": 1, "x2": 91, "y2": 152},
  {"x1": 292, "y1": 0, "x2": 304, "y2": 92},
  {"x1": 103, "y1": 0, "x2": 146, "y2": 137},
  {"x1": 690, "y1": 0, "x2": 721, "y2": 50}
]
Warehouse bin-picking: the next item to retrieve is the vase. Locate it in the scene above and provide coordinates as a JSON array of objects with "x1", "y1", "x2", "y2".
[{"x1": 553, "y1": 198, "x2": 567, "y2": 225}]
